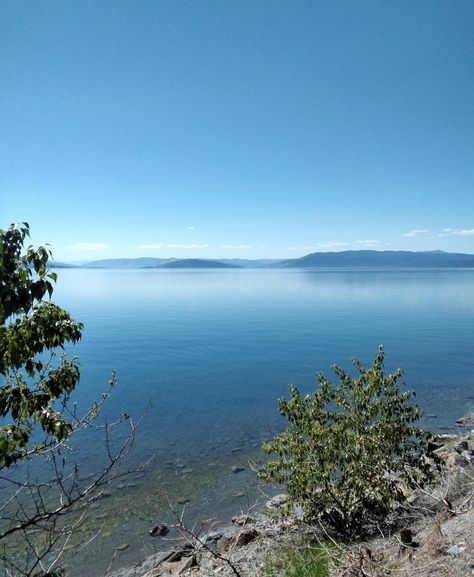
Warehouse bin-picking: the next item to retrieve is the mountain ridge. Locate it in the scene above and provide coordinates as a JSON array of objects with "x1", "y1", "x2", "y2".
[{"x1": 57, "y1": 250, "x2": 474, "y2": 269}]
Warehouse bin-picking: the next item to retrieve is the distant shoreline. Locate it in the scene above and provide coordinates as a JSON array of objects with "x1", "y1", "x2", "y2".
[{"x1": 50, "y1": 248, "x2": 474, "y2": 270}]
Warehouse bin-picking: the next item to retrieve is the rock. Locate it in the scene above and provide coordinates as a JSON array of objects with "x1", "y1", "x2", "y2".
[
  {"x1": 265, "y1": 493, "x2": 290, "y2": 509},
  {"x1": 400, "y1": 528, "x2": 413, "y2": 546},
  {"x1": 116, "y1": 543, "x2": 129, "y2": 551},
  {"x1": 455, "y1": 439, "x2": 469, "y2": 453},
  {"x1": 235, "y1": 527, "x2": 259, "y2": 547},
  {"x1": 231, "y1": 466, "x2": 245, "y2": 474},
  {"x1": 456, "y1": 416, "x2": 473, "y2": 425},
  {"x1": 149, "y1": 524, "x2": 169, "y2": 536},
  {"x1": 231, "y1": 491, "x2": 245, "y2": 498},
  {"x1": 436, "y1": 433, "x2": 460, "y2": 444},
  {"x1": 446, "y1": 452, "x2": 468, "y2": 468},
  {"x1": 204, "y1": 531, "x2": 223, "y2": 544},
  {"x1": 217, "y1": 536, "x2": 234, "y2": 553},
  {"x1": 433, "y1": 449, "x2": 452, "y2": 462},
  {"x1": 446, "y1": 545, "x2": 466, "y2": 555},
  {"x1": 232, "y1": 514, "x2": 256, "y2": 526},
  {"x1": 177, "y1": 497, "x2": 190, "y2": 505}
]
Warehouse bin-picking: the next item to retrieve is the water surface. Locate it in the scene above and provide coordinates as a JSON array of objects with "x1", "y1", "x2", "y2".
[{"x1": 8, "y1": 268, "x2": 474, "y2": 575}]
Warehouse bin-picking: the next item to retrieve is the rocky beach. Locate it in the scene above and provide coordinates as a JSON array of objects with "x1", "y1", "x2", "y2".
[{"x1": 106, "y1": 422, "x2": 474, "y2": 577}]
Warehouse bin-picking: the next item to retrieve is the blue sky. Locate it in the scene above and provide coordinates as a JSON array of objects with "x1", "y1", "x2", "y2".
[{"x1": 1, "y1": 1, "x2": 473, "y2": 260}]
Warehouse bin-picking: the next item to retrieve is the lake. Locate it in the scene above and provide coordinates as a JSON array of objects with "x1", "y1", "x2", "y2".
[{"x1": 7, "y1": 268, "x2": 474, "y2": 575}]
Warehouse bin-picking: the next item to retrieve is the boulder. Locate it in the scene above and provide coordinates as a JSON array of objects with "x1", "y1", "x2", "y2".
[{"x1": 265, "y1": 493, "x2": 290, "y2": 509}]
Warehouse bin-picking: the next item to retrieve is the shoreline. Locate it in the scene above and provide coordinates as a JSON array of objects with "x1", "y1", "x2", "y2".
[{"x1": 104, "y1": 424, "x2": 474, "y2": 577}]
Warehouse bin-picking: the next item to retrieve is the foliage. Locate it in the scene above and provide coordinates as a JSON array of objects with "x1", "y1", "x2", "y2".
[
  {"x1": 0, "y1": 223, "x2": 83, "y2": 468},
  {"x1": 0, "y1": 223, "x2": 136, "y2": 577},
  {"x1": 260, "y1": 346, "x2": 435, "y2": 536},
  {"x1": 264, "y1": 542, "x2": 333, "y2": 577}
]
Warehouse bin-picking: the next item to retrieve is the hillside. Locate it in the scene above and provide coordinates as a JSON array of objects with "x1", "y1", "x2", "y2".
[
  {"x1": 83, "y1": 258, "x2": 175, "y2": 268},
  {"x1": 277, "y1": 250, "x2": 474, "y2": 268},
  {"x1": 159, "y1": 259, "x2": 241, "y2": 269}
]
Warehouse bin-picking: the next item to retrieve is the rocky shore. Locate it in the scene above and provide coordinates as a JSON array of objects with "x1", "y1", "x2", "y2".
[{"x1": 110, "y1": 425, "x2": 474, "y2": 577}]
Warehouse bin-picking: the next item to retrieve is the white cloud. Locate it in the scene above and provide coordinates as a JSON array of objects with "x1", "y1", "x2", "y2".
[
  {"x1": 438, "y1": 228, "x2": 474, "y2": 237},
  {"x1": 68, "y1": 242, "x2": 110, "y2": 251},
  {"x1": 139, "y1": 243, "x2": 166, "y2": 250},
  {"x1": 220, "y1": 244, "x2": 252, "y2": 249},
  {"x1": 187, "y1": 226, "x2": 195, "y2": 230},
  {"x1": 139, "y1": 243, "x2": 208, "y2": 250},
  {"x1": 402, "y1": 229, "x2": 430, "y2": 238},
  {"x1": 354, "y1": 239, "x2": 382, "y2": 247}
]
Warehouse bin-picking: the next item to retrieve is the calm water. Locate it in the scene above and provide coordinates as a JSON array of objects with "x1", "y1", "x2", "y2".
[{"x1": 9, "y1": 268, "x2": 474, "y2": 575}]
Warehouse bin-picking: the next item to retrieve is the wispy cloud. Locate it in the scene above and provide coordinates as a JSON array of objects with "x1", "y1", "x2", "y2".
[
  {"x1": 354, "y1": 239, "x2": 383, "y2": 247},
  {"x1": 438, "y1": 228, "x2": 474, "y2": 237},
  {"x1": 139, "y1": 243, "x2": 208, "y2": 250},
  {"x1": 402, "y1": 229, "x2": 430, "y2": 238},
  {"x1": 286, "y1": 241, "x2": 348, "y2": 251},
  {"x1": 68, "y1": 242, "x2": 110, "y2": 251},
  {"x1": 220, "y1": 244, "x2": 252, "y2": 249},
  {"x1": 187, "y1": 226, "x2": 195, "y2": 230}
]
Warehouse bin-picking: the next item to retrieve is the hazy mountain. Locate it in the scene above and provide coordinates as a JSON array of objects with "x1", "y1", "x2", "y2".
[
  {"x1": 72, "y1": 251, "x2": 474, "y2": 269},
  {"x1": 159, "y1": 259, "x2": 241, "y2": 269},
  {"x1": 218, "y1": 258, "x2": 283, "y2": 268},
  {"x1": 276, "y1": 250, "x2": 474, "y2": 268},
  {"x1": 80, "y1": 257, "x2": 278, "y2": 268},
  {"x1": 83, "y1": 257, "x2": 175, "y2": 268}
]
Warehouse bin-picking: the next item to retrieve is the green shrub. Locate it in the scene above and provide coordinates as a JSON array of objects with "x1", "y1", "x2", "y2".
[{"x1": 260, "y1": 346, "x2": 434, "y2": 536}]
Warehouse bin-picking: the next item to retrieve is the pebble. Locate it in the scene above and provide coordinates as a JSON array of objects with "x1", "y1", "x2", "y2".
[
  {"x1": 231, "y1": 466, "x2": 245, "y2": 474},
  {"x1": 177, "y1": 497, "x2": 191, "y2": 505},
  {"x1": 116, "y1": 543, "x2": 129, "y2": 551},
  {"x1": 446, "y1": 545, "x2": 465, "y2": 555}
]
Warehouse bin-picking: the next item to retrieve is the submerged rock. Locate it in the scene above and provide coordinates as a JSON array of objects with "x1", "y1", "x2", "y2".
[{"x1": 149, "y1": 524, "x2": 169, "y2": 537}]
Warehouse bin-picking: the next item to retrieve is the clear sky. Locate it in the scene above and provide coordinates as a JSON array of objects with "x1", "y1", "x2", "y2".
[{"x1": 1, "y1": 0, "x2": 473, "y2": 261}]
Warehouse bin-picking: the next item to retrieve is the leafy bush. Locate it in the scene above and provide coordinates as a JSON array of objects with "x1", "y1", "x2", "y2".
[{"x1": 260, "y1": 346, "x2": 434, "y2": 536}]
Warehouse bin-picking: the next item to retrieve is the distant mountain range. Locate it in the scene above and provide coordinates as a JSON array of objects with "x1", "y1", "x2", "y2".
[
  {"x1": 275, "y1": 250, "x2": 474, "y2": 268},
  {"x1": 78, "y1": 257, "x2": 282, "y2": 268},
  {"x1": 49, "y1": 250, "x2": 474, "y2": 269},
  {"x1": 158, "y1": 259, "x2": 240, "y2": 269}
]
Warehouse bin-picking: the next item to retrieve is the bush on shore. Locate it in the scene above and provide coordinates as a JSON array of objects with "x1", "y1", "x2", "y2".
[{"x1": 260, "y1": 346, "x2": 435, "y2": 537}]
